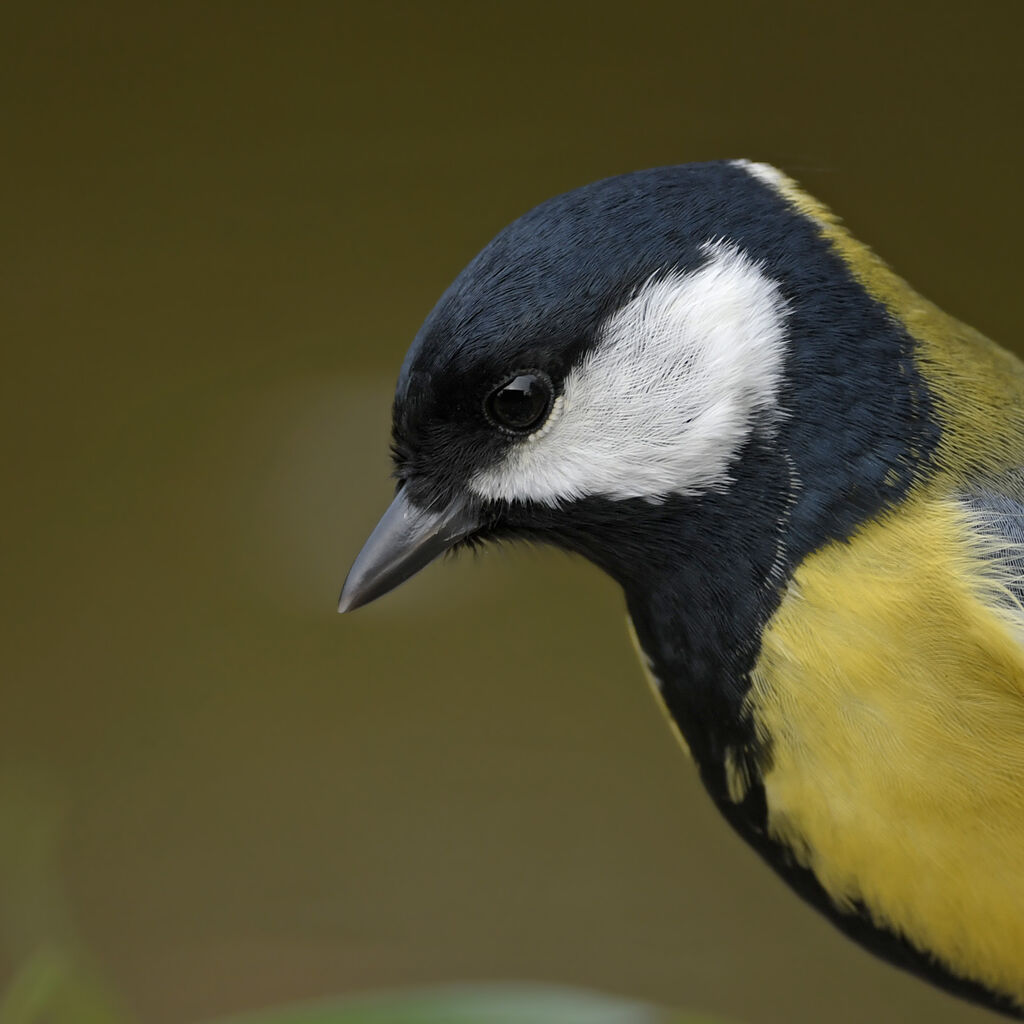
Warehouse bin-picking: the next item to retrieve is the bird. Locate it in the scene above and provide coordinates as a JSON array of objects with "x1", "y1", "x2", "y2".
[{"x1": 338, "y1": 161, "x2": 1024, "y2": 1018}]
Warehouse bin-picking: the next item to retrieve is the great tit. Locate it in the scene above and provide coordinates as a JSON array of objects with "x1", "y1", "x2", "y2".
[{"x1": 338, "y1": 161, "x2": 1024, "y2": 1018}]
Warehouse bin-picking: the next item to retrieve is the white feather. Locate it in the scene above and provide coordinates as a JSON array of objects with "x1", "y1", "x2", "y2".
[
  {"x1": 470, "y1": 242, "x2": 788, "y2": 505},
  {"x1": 734, "y1": 159, "x2": 787, "y2": 190}
]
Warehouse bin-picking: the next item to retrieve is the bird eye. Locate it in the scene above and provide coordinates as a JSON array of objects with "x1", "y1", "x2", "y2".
[{"x1": 485, "y1": 371, "x2": 554, "y2": 434}]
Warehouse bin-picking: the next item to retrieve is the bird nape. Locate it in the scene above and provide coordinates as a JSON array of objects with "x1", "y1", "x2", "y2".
[{"x1": 340, "y1": 160, "x2": 1024, "y2": 1019}]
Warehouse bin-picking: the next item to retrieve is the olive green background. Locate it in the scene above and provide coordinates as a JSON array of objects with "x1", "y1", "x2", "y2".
[{"x1": 3, "y1": 3, "x2": 1021, "y2": 1022}]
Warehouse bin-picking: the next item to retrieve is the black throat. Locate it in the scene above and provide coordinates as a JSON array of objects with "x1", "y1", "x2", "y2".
[
  {"x1": 498, "y1": 430, "x2": 794, "y2": 803},
  {"x1": 614, "y1": 439, "x2": 791, "y2": 789}
]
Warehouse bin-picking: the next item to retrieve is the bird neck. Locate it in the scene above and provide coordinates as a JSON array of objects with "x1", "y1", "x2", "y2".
[
  {"x1": 770, "y1": 166, "x2": 1024, "y2": 489},
  {"x1": 621, "y1": 545, "x2": 778, "y2": 801},
  {"x1": 583, "y1": 438, "x2": 795, "y2": 794}
]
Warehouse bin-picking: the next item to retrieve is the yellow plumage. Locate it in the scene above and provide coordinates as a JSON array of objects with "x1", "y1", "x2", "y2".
[{"x1": 750, "y1": 496, "x2": 1024, "y2": 1002}]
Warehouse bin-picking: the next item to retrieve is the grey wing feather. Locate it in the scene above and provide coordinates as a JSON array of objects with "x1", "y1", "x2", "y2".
[{"x1": 961, "y1": 487, "x2": 1024, "y2": 608}]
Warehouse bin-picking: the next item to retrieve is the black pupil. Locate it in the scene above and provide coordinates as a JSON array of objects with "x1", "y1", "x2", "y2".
[{"x1": 490, "y1": 374, "x2": 550, "y2": 432}]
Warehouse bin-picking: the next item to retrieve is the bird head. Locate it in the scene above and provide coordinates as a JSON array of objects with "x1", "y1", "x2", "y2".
[{"x1": 339, "y1": 161, "x2": 935, "y2": 615}]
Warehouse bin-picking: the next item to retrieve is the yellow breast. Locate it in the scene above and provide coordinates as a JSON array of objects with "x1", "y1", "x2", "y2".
[{"x1": 748, "y1": 493, "x2": 1024, "y2": 1004}]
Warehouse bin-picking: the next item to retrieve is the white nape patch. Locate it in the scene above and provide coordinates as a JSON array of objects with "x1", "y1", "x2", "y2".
[
  {"x1": 733, "y1": 159, "x2": 786, "y2": 190},
  {"x1": 470, "y1": 242, "x2": 789, "y2": 506}
]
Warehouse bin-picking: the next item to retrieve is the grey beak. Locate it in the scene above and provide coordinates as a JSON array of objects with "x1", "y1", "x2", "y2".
[{"x1": 338, "y1": 488, "x2": 480, "y2": 613}]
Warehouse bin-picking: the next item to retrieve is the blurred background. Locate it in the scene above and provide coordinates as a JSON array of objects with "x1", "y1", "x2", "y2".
[{"x1": 3, "y1": 3, "x2": 1022, "y2": 1022}]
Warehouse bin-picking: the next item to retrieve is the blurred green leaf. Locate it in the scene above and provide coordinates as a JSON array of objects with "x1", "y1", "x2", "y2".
[
  {"x1": 0, "y1": 947, "x2": 131, "y2": 1024},
  {"x1": 0, "y1": 772, "x2": 134, "y2": 1024},
  {"x1": 205, "y1": 984, "x2": 725, "y2": 1024}
]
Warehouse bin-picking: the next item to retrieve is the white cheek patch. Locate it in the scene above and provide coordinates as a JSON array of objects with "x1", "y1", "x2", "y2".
[{"x1": 470, "y1": 242, "x2": 788, "y2": 505}]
